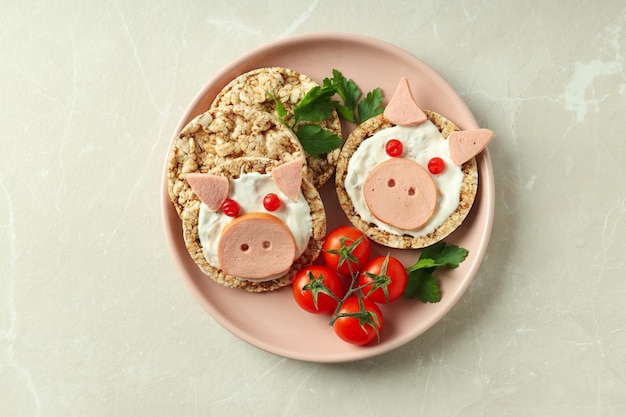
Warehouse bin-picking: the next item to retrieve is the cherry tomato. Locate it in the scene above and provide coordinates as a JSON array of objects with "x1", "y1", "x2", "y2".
[
  {"x1": 292, "y1": 265, "x2": 344, "y2": 314},
  {"x1": 322, "y1": 226, "x2": 371, "y2": 276},
  {"x1": 332, "y1": 296, "x2": 383, "y2": 345},
  {"x1": 358, "y1": 255, "x2": 408, "y2": 303}
]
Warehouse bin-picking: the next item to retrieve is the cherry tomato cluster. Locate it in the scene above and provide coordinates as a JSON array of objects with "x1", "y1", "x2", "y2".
[{"x1": 292, "y1": 226, "x2": 408, "y2": 346}]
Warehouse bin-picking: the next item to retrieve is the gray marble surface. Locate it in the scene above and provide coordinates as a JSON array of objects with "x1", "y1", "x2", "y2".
[{"x1": 1, "y1": 1, "x2": 625, "y2": 416}]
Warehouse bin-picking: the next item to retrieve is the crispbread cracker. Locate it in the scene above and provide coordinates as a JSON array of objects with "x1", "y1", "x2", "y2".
[
  {"x1": 335, "y1": 110, "x2": 478, "y2": 249},
  {"x1": 211, "y1": 67, "x2": 342, "y2": 188},
  {"x1": 211, "y1": 67, "x2": 316, "y2": 115},
  {"x1": 167, "y1": 105, "x2": 304, "y2": 216},
  {"x1": 179, "y1": 157, "x2": 326, "y2": 292}
]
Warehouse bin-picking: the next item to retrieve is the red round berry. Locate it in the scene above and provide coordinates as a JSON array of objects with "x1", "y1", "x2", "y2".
[
  {"x1": 385, "y1": 139, "x2": 403, "y2": 157},
  {"x1": 263, "y1": 193, "x2": 281, "y2": 211},
  {"x1": 221, "y1": 198, "x2": 240, "y2": 217},
  {"x1": 428, "y1": 157, "x2": 445, "y2": 175}
]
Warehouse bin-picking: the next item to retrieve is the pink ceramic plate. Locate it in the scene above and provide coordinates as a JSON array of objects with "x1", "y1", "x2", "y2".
[{"x1": 161, "y1": 33, "x2": 494, "y2": 363}]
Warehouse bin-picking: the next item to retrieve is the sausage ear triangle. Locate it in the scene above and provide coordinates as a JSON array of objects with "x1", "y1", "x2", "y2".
[
  {"x1": 186, "y1": 173, "x2": 229, "y2": 212},
  {"x1": 271, "y1": 158, "x2": 303, "y2": 201},
  {"x1": 383, "y1": 77, "x2": 427, "y2": 126},
  {"x1": 448, "y1": 129, "x2": 494, "y2": 166}
]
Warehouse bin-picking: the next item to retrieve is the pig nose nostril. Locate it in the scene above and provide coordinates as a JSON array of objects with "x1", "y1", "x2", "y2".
[
  {"x1": 239, "y1": 242, "x2": 272, "y2": 251},
  {"x1": 388, "y1": 179, "x2": 396, "y2": 187}
]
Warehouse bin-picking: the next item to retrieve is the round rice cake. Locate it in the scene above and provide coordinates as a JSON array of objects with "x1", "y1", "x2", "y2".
[
  {"x1": 335, "y1": 109, "x2": 478, "y2": 249},
  {"x1": 211, "y1": 67, "x2": 342, "y2": 189},
  {"x1": 179, "y1": 157, "x2": 326, "y2": 292},
  {"x1": 167, "y1": 105, "x2": 305, "y2": 216}
]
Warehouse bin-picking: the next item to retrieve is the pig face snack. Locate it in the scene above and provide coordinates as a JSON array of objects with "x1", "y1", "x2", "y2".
[
  {"x1": 335, "y1": 78, "x2": 494, "y2": 249},
  {"x1": 182, "y1": 157, "x2": 325, "y2": 292}
]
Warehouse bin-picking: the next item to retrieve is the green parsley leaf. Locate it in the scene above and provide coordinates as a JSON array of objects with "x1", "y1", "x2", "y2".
[
  {"x1": 295, "y1": 124, "x2": 342, "y2": 159},
  {"x1": 331, "y1": 69, "x2": 360, "y2": 123},
  {"x1": 407, "y1": 242, "x2": 468, "y2": 272},
  {"x1": 357, "y1": 87, "x2": 384, "y2": 123},
  {"x1": 327, "y1": 69, "x2": 385, "y2": 125},
  {"x1": 333, "y1": 69, "x2": 360, "y2": 110},
  {"x1": 335, "y1": 104, "x2": 355, "y2": 123},
  {"x1": 292, "y1": 81, "x2": 338, "y2": 126},
  {"x1": 404, "y1": 267, "x2": 441, "y2": 303},
  {"x1": 267, "y1": 92, "x2": 288, "y2": 126},
  {"x1": 269, "y1": 84, "x2": 342, "y2": 158},
  {"x1": 404, "y1": 242, "x2": 469, "y2": 302}
]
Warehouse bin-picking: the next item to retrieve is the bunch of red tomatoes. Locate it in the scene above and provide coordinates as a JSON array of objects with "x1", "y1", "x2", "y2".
[{"x1": 292, "y1": 226, "x2": 408, "y2": 346}]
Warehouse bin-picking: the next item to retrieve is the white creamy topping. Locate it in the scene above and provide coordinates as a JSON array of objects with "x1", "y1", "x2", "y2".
[
  {"x1": 198, "y1": 172, "x2": 312, "y2": 280},
  {"x1": 345, "y1": 121, "x2": 464, "y2": 236}
]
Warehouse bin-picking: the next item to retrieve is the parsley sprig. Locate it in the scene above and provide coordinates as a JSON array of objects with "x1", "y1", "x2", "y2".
[
  {"x1": 404, "y1": 242, "x2": 469, "y2": 303},
  {"x1": 270, "y1": 69, "x2": 384, "y2": 158},
  {"x1": 329, "y1": 69, "x2": 384, "y2": 125}
]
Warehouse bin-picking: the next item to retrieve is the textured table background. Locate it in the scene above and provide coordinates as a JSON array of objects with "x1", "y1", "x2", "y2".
[{"x1": 2, "y1": 1, "x2": 625, "y2": 416}]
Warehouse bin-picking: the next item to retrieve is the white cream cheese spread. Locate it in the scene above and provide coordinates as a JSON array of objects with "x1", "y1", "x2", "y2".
[{"x1": 344, "y1": 121, "x2": 464, "y2": 237}]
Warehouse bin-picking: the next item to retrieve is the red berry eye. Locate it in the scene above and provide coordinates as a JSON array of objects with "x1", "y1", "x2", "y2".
[
  {"x1": 385, "y1": 139, "x2": 403, "y2": 157},
  {"x1": 428, "y1": 157, "x2": 445, "y2": 175},
  {"x1": 263, "y1": 193, "x2": 281, "y2": 211},
  {"x1": 221, "y1": 198, "x2": 240, "y2": 217}
]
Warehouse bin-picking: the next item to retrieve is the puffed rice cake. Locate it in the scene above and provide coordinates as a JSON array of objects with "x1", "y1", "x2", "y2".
[{"x1": 177, "y1": 157, "x2": 326, "y2": 292}]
